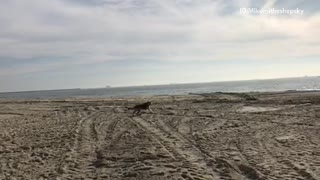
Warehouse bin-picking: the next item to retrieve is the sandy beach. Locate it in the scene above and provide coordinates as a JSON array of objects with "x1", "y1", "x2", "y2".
[{"x1": 0, "y1": 91, "x2": 319, "y2": 180}]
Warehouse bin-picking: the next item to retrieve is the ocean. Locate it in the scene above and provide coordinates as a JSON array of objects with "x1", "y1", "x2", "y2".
[{"x1": 1, "y1": 76, "x2": 320, "y2": 99}]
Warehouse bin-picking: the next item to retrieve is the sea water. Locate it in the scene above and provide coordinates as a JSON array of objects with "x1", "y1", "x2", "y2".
[{"x1": 0, "y1": 77, "x2": 319, "y2": 99}]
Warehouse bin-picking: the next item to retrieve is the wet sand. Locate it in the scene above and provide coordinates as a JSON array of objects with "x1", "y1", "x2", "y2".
[{"x1": 0, "y1": 91, "x2": 320, "y2": 180}]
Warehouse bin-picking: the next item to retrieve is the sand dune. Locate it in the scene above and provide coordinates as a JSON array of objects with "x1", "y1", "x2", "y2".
[{"x1": 0, "y1": 91, "x2": 320, "y2": 179}]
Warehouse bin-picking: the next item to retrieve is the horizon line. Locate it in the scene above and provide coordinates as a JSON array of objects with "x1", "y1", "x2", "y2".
[{"x1": 0, "y1": 75, "x2": 319, "y2": 94}]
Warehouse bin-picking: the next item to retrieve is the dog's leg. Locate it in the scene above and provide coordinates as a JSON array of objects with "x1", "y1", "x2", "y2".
[{"x1": 133, "y1": 109, "x2": 137, "y2": 116}]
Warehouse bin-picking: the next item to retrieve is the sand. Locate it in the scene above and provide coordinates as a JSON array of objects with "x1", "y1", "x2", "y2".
[{"x1": 0, "y1": 91, "x2": 319, "y2": 180}]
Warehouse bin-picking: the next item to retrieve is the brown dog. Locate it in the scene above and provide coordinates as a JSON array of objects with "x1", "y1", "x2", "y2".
[{"x1": 130, "y1": 101, "x2": 153, "y2": 115}]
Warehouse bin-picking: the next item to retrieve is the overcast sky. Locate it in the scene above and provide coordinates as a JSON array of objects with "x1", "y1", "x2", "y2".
[{"x1": 0, "y1": 0, "x2": 319, "y2": 92}]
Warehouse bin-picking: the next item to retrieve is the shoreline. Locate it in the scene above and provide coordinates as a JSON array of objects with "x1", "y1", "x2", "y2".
[
  {"x1": 1, "y1": 89, "x2": 320, "y2": 101},
  {"x1": 1, "y1": 76, "x2": 320, "y2": 99},
  {"x1": 2, "y1": 75, "x2": 320, "y2": 94}
]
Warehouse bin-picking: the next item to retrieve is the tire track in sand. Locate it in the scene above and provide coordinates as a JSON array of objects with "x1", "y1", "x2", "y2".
[
  {"x1": 153, "y1": 115, "x2": 262, "y2": 180},
  {"x1": 236, "y1": 126, "x2": 319, "y2": 180},
  {"x1": 259, "y1": 130, "x2": 319, "y2": 180},
  {"x1": 57, "y1": 111, "x2": 102, "y2": 179},
  {"x1": 131, "y1": 115, "x2": 218, "y2": 180}
]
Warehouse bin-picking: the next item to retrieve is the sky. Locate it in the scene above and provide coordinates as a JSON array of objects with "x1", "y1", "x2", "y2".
[{"x1": 0, "y1": 0, "x2": 319, "y2": 92}]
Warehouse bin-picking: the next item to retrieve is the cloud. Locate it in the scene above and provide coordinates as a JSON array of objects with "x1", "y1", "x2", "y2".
[{"x1": 0, "y1": 0, "x2": 319, "y2": 76}]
